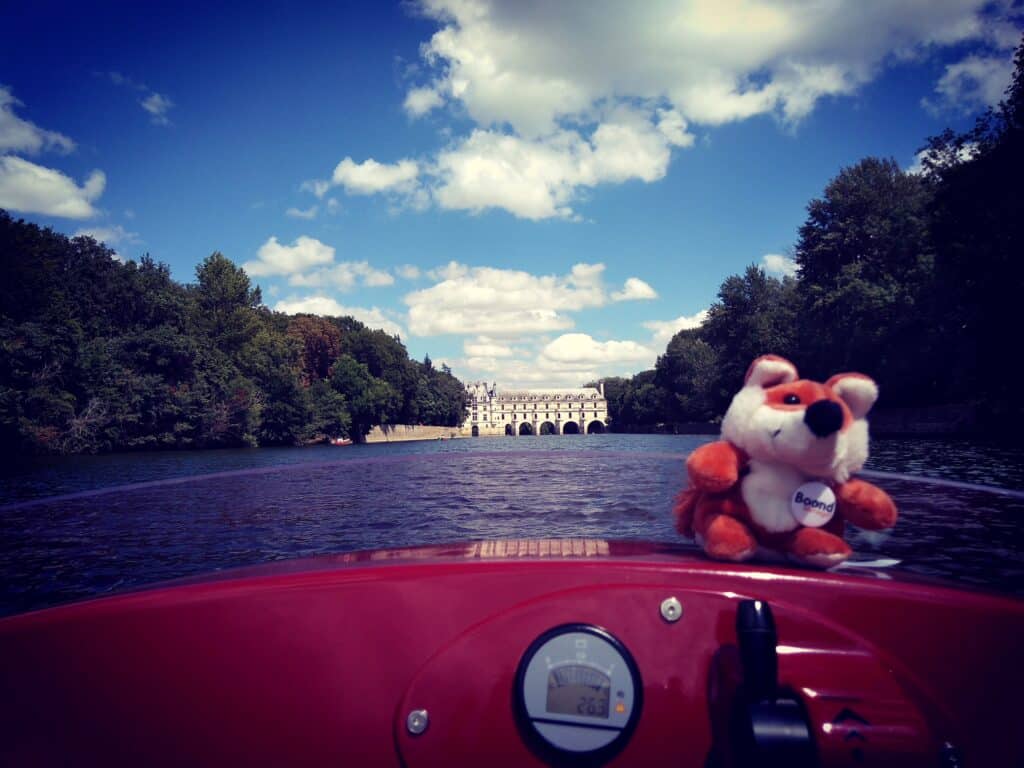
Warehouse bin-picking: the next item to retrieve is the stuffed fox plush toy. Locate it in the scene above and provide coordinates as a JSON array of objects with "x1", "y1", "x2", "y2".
[{"x1": 675, "y1": 355, "x2": 897, "y2": 568}]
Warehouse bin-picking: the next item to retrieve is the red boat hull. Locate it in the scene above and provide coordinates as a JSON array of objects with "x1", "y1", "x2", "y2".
[{"x1": 1, "y1": 540, "x2": 1021, "y2": 766}]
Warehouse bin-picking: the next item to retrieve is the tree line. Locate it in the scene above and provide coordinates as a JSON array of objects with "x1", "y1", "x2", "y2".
[
  {"x1": 0, "y1": 219, "x2": 467, "y2": 456},
  {"x1": 604, "y1": 40, "x2": 1023, "y2": 435}
]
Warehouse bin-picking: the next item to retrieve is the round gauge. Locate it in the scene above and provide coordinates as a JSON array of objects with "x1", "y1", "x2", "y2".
[{"x1": 515, "y1": 624, "x2": 642, "y2": 764}]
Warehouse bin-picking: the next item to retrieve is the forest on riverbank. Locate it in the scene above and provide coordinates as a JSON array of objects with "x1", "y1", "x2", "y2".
[
  {"x1": 604, "y1": 42, "x2": 1023, "y2": 436},
  {"x1": 0, "y1": 221, "x2": 467, "y2": 455}
]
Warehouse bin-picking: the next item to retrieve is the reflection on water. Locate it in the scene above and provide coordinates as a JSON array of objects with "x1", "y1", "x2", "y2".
[{"x1": 1, "y1": 435, "x2": 1022, "y2": 616}]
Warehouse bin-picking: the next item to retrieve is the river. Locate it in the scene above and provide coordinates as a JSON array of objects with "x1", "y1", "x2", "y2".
[{"x1": 1, "y1": 434, "x2": 1022, "y2": 617}]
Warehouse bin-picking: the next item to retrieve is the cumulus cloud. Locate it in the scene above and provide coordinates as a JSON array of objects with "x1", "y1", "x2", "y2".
[
  {"x1": 924, "y1": 53, "x2": 1015, "y2": 114},
  {"x1": 286, "y1": 205, "x2": 319, "y2": 220},
  {"x1": 140, "y1": 92, "x2": 174, "y2": 126},
  {"x1": 73, "y1": 224, "x2": 139, "y2": 247},
  {"x1": 301, "y1": 179, "x2": 330, "y2": 198},
  {"x1": 325, "y1": 197, "x2": 341, "y2": 215},
  {"x1": 397, "y1": 264, "x2": 422, "y2": 280},
  {"x1": 288, "y1": 261, "x2": 394, "y2": 290},
  {"x1": 0, "y1": 86, "x2": 75, "y2": 155},
  {"x1": 612, "y1": 277, "x2": 657, "y2": 302},
  {"x1": 405, "y1": 261, "x2": 611, "y2": 336},
  {"x1": 0, "y1": 156, "x2": 104, "y2": 219},
  {"x1": 273, "y1": 296, "x2": 404, "y2": 337},
  {"x1": 451, "y1": 331, "x2": 658, "y2": 388},
  {"x1": 464, "y1": 337, "x2": 516, "y2": 358},
  {"x1": 644, "y1": 310, "x2": 709, "y2": 345},
  {"x1": 762, "y1": 253, "x2": 798, "y2": 278},
  {"x1": 413, "y1": 1, "x2": 1012, "y2": 132},
  {"x1": 321, "y1": 0, "x2": 1013, "y2": 221},
  {"x1": 243, "y1": 235, "x2": 335, "y2": 277},
  {"x1": 541, "y1": 333, "x2": 656, "y2": 366},
  {"x1": 431, "y1": 108, "x2": 693, "y2": 219},
  {"x1": 332, "y1": 157, "x2": 420, "y2": 194},
  {"x1": 404, "y1": 86, "x2": 445, "y2": 116}
]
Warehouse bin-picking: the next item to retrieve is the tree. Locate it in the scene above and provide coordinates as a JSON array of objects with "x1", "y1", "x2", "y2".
[
  {"x1": 191, "y1": 252, "x2": 262, "y2": 353},
  {"x1": 329, "y1": 354, "x2": 400, "y2": 440},
  {"x1": 793, "y1": 158, "x2": 937, "y2": 404},
  {"x1": 699, "y1": 266, "x2": 800, "y2": 407},
  {"x1": 288, "y1": 315, "x2": 342, "y2": 385},
  {"x1": 921, "y1": 36, "x2": 1024, "y2": 418},
  {"x1": 654, "y1": 330, "x2": 719, "y2": 422}
]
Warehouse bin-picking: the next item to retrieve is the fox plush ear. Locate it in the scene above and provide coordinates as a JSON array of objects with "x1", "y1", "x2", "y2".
[
  {"x1": 827, "y1": 373, "x2": 879, "y2": 419},
  {"x1": 745, "y1": 355, "x2": 798, "y2": 388}
]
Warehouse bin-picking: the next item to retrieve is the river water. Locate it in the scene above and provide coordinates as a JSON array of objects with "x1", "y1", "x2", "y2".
[{"x1": 1, "y1": 434, "x2": 1022, "y2": 617}]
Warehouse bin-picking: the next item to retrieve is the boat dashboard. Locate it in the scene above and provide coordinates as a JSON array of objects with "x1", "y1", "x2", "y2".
[{"x1": 0, "y1": 540, "x2": 1021, "y2": 766}]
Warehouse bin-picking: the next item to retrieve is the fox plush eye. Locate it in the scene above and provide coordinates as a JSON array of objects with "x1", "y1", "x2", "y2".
[{"x1": 783, "y1": 394, "x2": 801, "y2": 405}]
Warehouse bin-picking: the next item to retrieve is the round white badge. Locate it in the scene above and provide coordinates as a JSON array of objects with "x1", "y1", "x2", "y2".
[{"x1": 790, "y1": 481, "x2": 836, "y2": 527}]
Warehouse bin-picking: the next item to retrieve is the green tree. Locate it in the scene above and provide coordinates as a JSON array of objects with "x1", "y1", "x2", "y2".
[
  {"x1": 654, "y1": 331, "x2": 719, "y2": 422},
  {"x1": 699, "y1": 266, "x2": 799, "y2": 406},
  {"x1": 921, "y1": 36, "x2": 1024, "y2": 419},
  {"x1": 329, "y1": 354, "x2": 400, "y2": 440},
  {"x1": 191, "y1": 252, "x2": 262, "y2": 353}
]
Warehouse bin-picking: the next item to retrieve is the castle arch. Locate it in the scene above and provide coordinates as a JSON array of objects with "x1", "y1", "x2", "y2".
[{"x1": 562, "y1": 421, "x2": 580, "y2": 435}]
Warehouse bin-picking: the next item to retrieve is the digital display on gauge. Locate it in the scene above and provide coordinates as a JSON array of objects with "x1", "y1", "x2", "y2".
[{"x1": 546, "y1": 665, "x2": 611, "y2": 718}]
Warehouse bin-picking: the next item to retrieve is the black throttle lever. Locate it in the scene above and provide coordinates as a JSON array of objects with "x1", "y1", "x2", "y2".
[{"x1": 730, "y1": 599, "x2": 817, "y2": 768}]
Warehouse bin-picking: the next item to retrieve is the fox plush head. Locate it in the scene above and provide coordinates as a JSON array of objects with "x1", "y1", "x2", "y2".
[{"x1": 721, "y1": 355, "x2": 878, "y2": 483}]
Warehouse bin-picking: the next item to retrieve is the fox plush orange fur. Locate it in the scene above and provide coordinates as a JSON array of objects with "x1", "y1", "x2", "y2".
[{"x1": 675, "y1": 355, "x2": 897, "y2": 568}]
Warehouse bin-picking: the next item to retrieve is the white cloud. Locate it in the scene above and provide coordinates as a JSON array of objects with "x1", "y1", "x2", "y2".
[
  {"x1": 464, "y1": 337, "x2": 516, "y2": 357},
  {"x1": 273, "y1": 296, "x2": 404, "y2": 337},
  {"x1": 612, "y1": 277, "x2": 657, "y2": 302},
  {"x1": 286, "y1": 205, "x2": 319, "y2": 220},
  {"x1": 332, "y1": 157, "x2": 420, "y2": 194},
  {"x1": 302, "y1": 2, "x2": 1017, "y2": 221},
  {"x1": 288, "y1": 261, "x2": 394, "y2": 290},
  {"x1": 101, "y1": 71, "x2": 175, "y2": 127},
  {"x1": 73, "y1": 224, "x2": 139, "y2": 247},
  {"x1": 405, "y1": 261, "x2": 608, "y2": 336},
  {"x1": 0, "y1": 86, "x2": 75, "y2": 155},
  {"x1": 541, "y1": 333, "x2": 656, "y2": 366},
  {"x1": 404, "y1": 86, "x2": 445, "y2": 116},
  {"x1": 396, "y1": 264, "x2": 421, "y2": 280},
  {"x1": 325, "y1": 197, "x2": 341, "y2": 215},
  {"x1": 411, "y1": 0, "x2": 1008, "y2": 135},
  {"x1": 243, "y1": 235, "x2": 335, "y2": 277},
  {"x1": 644, "y1": 310, "x2": 709, "y2": 345},
  {"x1": 301, "y1": 179, "x2": 330, "y2": 198},
  {"x1": 431, "y1": 108, "x2": 693, "y2": 219},
  {"x1": 451, "y1": 331, "x2": 657, "y2": 388},
  {"x1": 0, "y1": 156, "x2": 104, "y2": 219},
  {"x1": 925, "y1": 53, "x2": 1015, "y2": 114},
  {"x1": 140, "y1": 92, "x2": 174, "y2": 126},
  {"x1": 453, "y1": 354, "x2": 601, "y2": 389},
  {"x1": 762, "y1": 253, "x2": 798, "y2": 278}
]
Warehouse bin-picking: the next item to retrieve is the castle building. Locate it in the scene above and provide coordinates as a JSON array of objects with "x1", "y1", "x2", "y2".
[{"x1": 462, "y1": 381, "x2": 609, "y2": 436}]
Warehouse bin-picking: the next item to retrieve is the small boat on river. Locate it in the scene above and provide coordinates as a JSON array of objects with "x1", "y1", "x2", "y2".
[
  {"x1": 329, "y1": 437, "x2": 352, "y2": 446},
  {"x1": 0, "y1": 539, "x2": 1020, "y2": 766}
]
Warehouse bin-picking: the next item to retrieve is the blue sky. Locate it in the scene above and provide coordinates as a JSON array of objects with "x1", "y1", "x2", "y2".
[{"x1": 1, "y1": 1, "x2": 1020, "y2": 387}]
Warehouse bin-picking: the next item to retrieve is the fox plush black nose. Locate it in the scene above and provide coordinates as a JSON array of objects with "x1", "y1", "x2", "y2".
[{"x1": 804, "y1": 400, "x2": 843, "y2": 438}]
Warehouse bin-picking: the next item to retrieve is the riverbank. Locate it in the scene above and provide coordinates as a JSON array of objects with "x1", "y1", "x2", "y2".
[{"x1": 365, "y1": 425, "x2": 465, "y2": 443}]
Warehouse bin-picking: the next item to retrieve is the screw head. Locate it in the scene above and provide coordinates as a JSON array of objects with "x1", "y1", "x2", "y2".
[
  {"x1": 660, "y1": 596, "x2": 683, "y2": 623},
  {"x1": 406, "y1": 708, "x2": 429, "y2": 735}
]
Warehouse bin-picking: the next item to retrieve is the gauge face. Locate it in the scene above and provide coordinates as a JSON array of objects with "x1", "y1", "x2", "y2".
[{"x1": 515, "y1": 625, "x2": 641, "y2": 763}]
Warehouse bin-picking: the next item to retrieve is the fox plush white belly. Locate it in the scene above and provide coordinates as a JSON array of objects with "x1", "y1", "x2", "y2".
[{"x1": 675, "y1": 355, "x2": 897, "y2": 568}]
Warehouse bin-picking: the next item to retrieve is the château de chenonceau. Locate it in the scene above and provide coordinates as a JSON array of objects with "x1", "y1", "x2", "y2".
[{"x1": 462, "y1": 381, "x2": 609, "y2": 436}]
